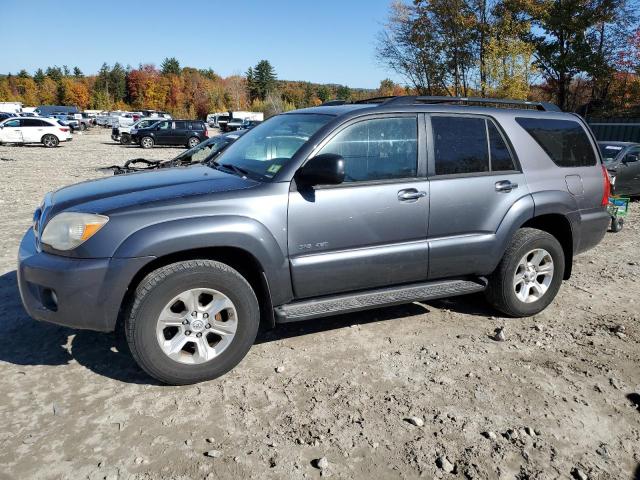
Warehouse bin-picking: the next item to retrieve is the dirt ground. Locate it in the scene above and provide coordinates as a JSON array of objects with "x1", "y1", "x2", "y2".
[{"x1": 0, "y1": 129, "x2": 638, "y2": 480}]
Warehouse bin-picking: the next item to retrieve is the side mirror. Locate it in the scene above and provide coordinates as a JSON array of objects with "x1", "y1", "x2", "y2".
[
  {"x1": 296, "y1": 153, "x2": 345, "y2": 186},
  {"x1": 623, "y1": 154, "x2": 639, "y2": 164}
]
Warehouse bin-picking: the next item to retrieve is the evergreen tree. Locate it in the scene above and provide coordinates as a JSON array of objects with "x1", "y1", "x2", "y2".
[
  {"x1": 33, "y1": 68, "x2": 45, "y2": 85},
  {"x1": 336, "y1": 85, "x2": 351, "y2": 100},
  {"x1": 110, "y1": 63, "x2": 127, "y2": 102},
  {"x1": 161, "y1": 57, "x2": 181, "y2": 75},
  {"x1": 17, "y1": 69, "x2": 30, "y2": 79},
  {"x1": 73, "y1": 67, "x2": 84, "y2": 78},
  {"x1": 253, "y1": 60, "x2": 277, "y2": 100}
]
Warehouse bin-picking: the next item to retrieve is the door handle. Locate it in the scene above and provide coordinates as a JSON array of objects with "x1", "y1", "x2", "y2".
[
  {"x1": 397, "y1": 189, "x2": 427, "y2": 201},
  {"x1": 495, "y1": 180, "x2": 518, "y2": 192}
]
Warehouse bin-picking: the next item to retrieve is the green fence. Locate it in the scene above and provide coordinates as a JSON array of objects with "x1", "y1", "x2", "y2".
[{"x1": 586, "y1": 117, "x2": 640, "y2": 142}]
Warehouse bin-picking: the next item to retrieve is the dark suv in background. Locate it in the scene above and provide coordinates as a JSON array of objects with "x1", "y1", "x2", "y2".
[
  {"x1": 131, "y1": 119, "x2": 208, "y2": 148},
  {"x1": 18, "y1": 96, "x2": 610, "y2": 385}
]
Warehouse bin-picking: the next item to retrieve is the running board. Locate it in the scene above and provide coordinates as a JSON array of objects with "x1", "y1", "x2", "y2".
[{"x1": 274, "y1": 278, "x2": 487, "y2": 323}]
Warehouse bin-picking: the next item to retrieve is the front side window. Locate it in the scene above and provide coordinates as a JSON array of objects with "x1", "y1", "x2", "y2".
[
  {"x1": 156, "y1": 121, "x2": 170, "y2": 130},
  {"x1": 4, "y1": 119, "x2": 20, "y2": 128},
  {"x1": 213, "y1": 113, "x2": 333, "y2": 180},
  {"x1": 432, "y1": 116, "x2": 516, "y2": 175},
  {"x1": 516, "y1": 117, "x2": 597, "y2": 167},
  {"x1": 317, "y1": 117, "x2": 418, "y2": 182}
]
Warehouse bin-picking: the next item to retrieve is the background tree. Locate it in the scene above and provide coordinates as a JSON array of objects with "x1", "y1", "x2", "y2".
[
  {"x1": 73, "y1": 67, "x2": 84, "y2": 78},
  {"x1": 161, "y1": 57, "x2": 181, "y2": 76}
]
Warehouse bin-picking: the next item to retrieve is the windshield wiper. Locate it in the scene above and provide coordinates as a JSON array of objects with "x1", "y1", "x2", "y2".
[{"x1": 211, "y1": 160, "x2": 250, "y2": 177}]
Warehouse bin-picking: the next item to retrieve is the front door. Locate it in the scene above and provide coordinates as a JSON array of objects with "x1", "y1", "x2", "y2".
[
  {"x1": 426, "y1": 114, "x2": 528, "y2": 279},
  {"x1": 154, "y1": 120, "x2": 172, "y2": 145},
  {"x1": 615, "y1": 146, "x2": 640, "y2": 196},
  {"x1": 287, "y1": 115, "x2": 429, "y2": 299},
  {"x1": 1, "y1": 119, "x2": 23, "y2": 143}
]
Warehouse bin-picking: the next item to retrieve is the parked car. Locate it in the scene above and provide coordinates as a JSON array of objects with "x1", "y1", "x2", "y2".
[
  {"x1": 130, "y1": 119, "x2": 208, "y2": 148},
  {"x1": 50, "y1": 114, "x2": 80, "y2": 131},
  {"x1": 0, "y1": 112, "x2": 16, "y2": 121},
  {"x1": 35, "y1": 105, "x2": 79, "y2": 117},
  {"x1": 111, "y1": 130, "x2": 247, "y2": 174},
  {"x1": 0, "y1": 116, "x2": 72, "y2": 147},
  {"x1": 598, "y1": 141, "x2": 640, "y2": 196},
  {"x1": 239, "y1": 119, "x2": 262, "y2": 130},
  {"x1": 112, "y1": 118, "x2": 162, "y2": 144},
  {"x1": 225, "y1": 117, "x2": 246, "y2": 131},
  {"x1": 17, "y1": 96, "x2": 611, "y2": 384}
]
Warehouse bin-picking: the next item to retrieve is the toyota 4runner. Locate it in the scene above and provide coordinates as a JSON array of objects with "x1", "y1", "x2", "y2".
[{"x1": 18, "y1": 96, "x2": 611, "y2": 384}]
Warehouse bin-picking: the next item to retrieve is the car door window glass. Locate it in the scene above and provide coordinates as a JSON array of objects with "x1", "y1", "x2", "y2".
[
  {"x1": 174, "y1": 121, "x2": 187, "y2": 130},
  {"x1": 625, "y1": 148, "x2": 640, "y2": 162},
  {"x1": 433, "y1": 116, "x2": 489, "y2": 175},
  {"x1": 22, "y1": 119, "x2": 41, "y2": 127},
  {"x1": 157, "y1": 121, "x2": 170, "y2": 130},
  {"x1": 317, "y1": 117, "x2": 417, "y2": 182},
  {"x1": 488, "y1": 121, "x2": 516, "y2": 171},
  {"x1": 4, "y1": 120, "x2": 20, "y2": 128}
]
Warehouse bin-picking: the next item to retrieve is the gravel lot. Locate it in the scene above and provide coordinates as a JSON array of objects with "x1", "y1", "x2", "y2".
[{"x1": 0, "y1": 129, "x2": 639, "y2": 480}]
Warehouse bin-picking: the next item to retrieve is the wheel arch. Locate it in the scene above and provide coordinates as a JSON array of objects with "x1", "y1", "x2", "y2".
[
  {"x1": 118, "y1": 246, "x2": 277, "y2": 336},
  {"x1": 520, "y1": 213, "x2": 574, "y2": 279}
]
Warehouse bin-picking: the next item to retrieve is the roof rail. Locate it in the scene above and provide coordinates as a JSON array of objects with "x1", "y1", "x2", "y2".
[
  {"x1": 380, "y1": 96, "x2": 561, "y2": 112},
  {"x1": 353, "y1": 96, "x2": 398, "y2": 104},
  {"x1": 320, "y1": 100, "x2": 348, "y2": 106}
]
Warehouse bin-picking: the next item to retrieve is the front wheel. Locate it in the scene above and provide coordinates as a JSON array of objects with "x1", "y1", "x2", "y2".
[
  {"x1": 125, "y1": 260, "x2": 260, "y2": 385},
  {"x1": 485, "y1": 228, "x2": 564, "y2": 317},
  {"x1": 120, "y1": 133, "x2": 131, "y2": 145},
  {"x1": 140, "y1": 136, "x2": 154, "y2": 149},
  {"x1": 42, "y1": 134, "x2": 59, "y2": 148}
]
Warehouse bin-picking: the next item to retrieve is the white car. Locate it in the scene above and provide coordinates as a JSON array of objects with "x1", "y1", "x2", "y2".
[{"x1": 0, "y1": 117, "x2": 72, "y2": 147}]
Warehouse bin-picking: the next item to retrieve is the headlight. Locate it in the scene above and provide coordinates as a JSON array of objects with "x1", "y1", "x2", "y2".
[{"x1": 41, "y1": 212, "x2": 109, "y2": 250}]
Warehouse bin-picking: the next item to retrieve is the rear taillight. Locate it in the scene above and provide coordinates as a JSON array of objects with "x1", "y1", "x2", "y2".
[
  {"x1": 601, "y1": 165, "x2": 611, "y2": 206},
  {"x1": 59, "y1": 127, "x2": 69, "y2": 132},
  {"x1": 203, "y1": 128, "x2": 209, "y2": 138}
]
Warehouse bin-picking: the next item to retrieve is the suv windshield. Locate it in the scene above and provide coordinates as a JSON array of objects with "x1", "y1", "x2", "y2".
[{"x1": 213, "y1": 113, "x2": 332, "y2": 180}]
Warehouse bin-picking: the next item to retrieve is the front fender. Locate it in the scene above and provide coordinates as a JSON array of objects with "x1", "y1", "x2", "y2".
[{"x1": 113, "y1": 215, "x2": 292, "y2": 305}]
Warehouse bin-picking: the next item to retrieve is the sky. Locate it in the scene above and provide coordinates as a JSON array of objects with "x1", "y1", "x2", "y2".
[{"x1": 1, "y1": 0, "x2": 403, "y2": 89}]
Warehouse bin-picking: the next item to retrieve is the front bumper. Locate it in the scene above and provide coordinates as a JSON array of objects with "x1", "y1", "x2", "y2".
[{"x1": 18, "y1": 228, "x2": 153, "y2": 332}]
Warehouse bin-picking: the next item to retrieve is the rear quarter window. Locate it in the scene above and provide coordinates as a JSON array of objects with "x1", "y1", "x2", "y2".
[{"x1": 516, "y1": 117, "x2": 597, "y2": 167}]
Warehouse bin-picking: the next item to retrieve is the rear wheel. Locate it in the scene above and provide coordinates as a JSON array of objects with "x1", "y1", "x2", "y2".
[
  {"x1": 125, "y1": 260, "x2": 260, "y2": 385},
  {"x1": 187, "y1": 136, "x2": 200, "y2": 148},
  {"x1": 42, "y1": 134, "x2": 59, "y2": 148},
  {"x1": 610, "y1": 217, "x2": 624, "y2": 232},
  {"x1": 485, "y1": 228, "x2": 564, "y2": 317},
  {"x1": 140, "y1": 136, "x2": 154, "y2": 149}
]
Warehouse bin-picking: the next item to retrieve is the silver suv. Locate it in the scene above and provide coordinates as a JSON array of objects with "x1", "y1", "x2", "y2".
[{"x1": 18, "y1": 96, "x2": 611, "y2": 384}]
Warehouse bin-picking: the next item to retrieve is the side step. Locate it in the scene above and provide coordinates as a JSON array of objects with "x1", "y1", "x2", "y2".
[{"x1": 274, "y1": 278, "x2": 487, "y2": 324}]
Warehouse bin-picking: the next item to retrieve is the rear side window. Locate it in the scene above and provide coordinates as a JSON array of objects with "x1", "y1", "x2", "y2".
[
  {"x1": 174, "y1": 121, "x2": 187, "y2": 130},
  {"x1": 516, "y1": 117, "x2": 596, "y2": 167},
  {"x1": 190, "y1": 122, "x2": 203, "y2": 130},
  {"x1": 318, "y1": 116, "x2": 418, "y2": 182},
  {"x1": 22, "y1": 119, "x2": 42, "y2": 127},
  {"x1": 432, "y1": 116, "x2": 516, "y2": 175}
]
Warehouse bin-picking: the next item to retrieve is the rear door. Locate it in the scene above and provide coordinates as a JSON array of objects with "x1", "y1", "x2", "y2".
[
  {"x1": 426, "y1": 114, "x2": 527, "y2": 279},
  {"x1": 287, "y1": 114, "x2": 430, "y2": 298},
  {"x1": 21, "y1": 118, "x2": 45, "y2": 142}
]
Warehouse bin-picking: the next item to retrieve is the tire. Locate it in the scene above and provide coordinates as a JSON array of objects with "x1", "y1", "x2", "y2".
[
  {"x1": 140, "y1": 136, "x2": 154, "y2": 149},
  {"x1": 80, "y1": 123, "x2": 87, "y2": 131},
  {"x1": 610, "y1": 217, "x2": 624, "y2": 232},
  {"x1": 125, "y1": 260, "x2": 260, "y2": 385},
  {"x1": 485, "y1": 228, "x2": 565, "y2": 317},
  {"x1": 120, "y1": 134, "x2": 131, "y2": 145},
  {"x1": 42, "y1": 134, "x2": 59, "y2": 148},
  {"x1": 187, "y1": 137, "x2": 200, "y2": 149}
]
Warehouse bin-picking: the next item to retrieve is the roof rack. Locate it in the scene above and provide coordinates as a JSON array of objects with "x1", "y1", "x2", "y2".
[
  {"x1": 319, "y1": 95, "x2": 560, "y2": 111},
  {"x1": 380, "y1": 96, "x2": 560, "y2": 111}
]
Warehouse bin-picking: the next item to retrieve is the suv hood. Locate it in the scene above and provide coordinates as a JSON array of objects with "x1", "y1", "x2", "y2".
[{"x1": 47, "y1": 165, "x2": 258, "y2": 217}]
